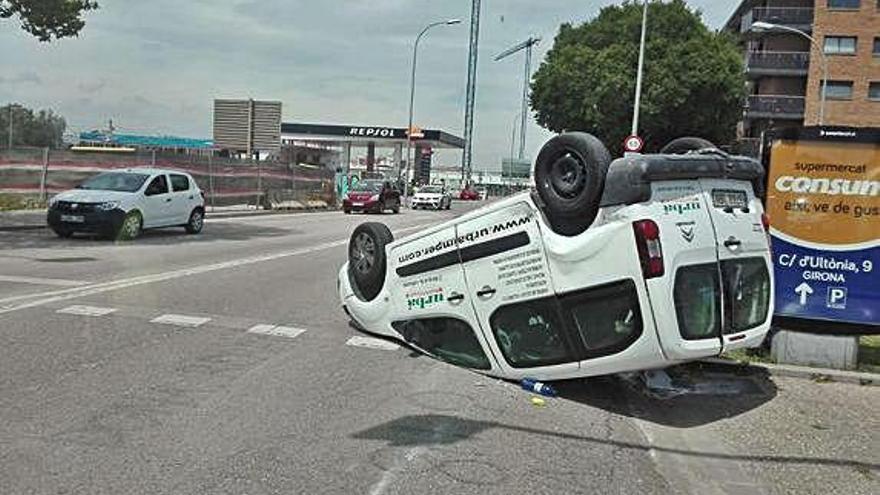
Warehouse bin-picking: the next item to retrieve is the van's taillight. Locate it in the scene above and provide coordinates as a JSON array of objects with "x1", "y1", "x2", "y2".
[
  {"x1": 761, "y1": 212, "x2": 770, "y2": 232},
  {"x1": 633, "y1": 220, "x2": 664, "y2": 279}
]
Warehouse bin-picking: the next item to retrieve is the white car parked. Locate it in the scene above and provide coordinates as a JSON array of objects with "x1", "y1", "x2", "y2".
[
  {"x1": 338, "y1": 133, "x2": 774, "y2": 381},
  {"x1": 47, "y1": 168, "x2": 205, "y2": 240},
  {"x1": 411, "y1": 185, "x2": 452, "y2": 210}
]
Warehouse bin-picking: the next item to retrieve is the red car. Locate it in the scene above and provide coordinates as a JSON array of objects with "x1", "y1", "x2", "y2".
[
  {"x1": 343, "y1": 179, "x2": 401, "y2": 214},
  {"x1": 459, "y1": 187, "x2": 480, "y2": 201}
]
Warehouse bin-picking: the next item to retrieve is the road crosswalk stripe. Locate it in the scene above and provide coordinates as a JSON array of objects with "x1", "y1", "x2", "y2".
[
  {"x1": 247, "y1": 324, "x2": 307, "y2": 339},
  {"x1": 346, "y1": 336, "x2": 400, "y2": 351},
  {"x1": 150, "y1": 314, "x2": 211, "y2": 327},
  {"x1": 56, "y1": 305, "x2": 117, "y2": 316},
  {"x1": 0, "y1": 275, "x2": 85, "y2": 287}
]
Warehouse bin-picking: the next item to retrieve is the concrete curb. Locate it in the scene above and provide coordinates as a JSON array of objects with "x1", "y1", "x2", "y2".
[
  {"x1": 701, "y1": 357, "x2": 878, "y2": 386},
  {"x1": 0, "y1": 207, "x2": 340, "y2": 230}
]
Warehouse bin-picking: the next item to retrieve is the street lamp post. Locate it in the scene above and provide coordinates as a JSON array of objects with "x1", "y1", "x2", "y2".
[
  {"x1": 630, "y1": 0, "x2": 649, "y2": 140},
  {"x1": 751, "y1": 21, "x2": 828, "y2": 126},
  {"x1": 404, "y1": 18, "x2": 461, "y2": 205}
]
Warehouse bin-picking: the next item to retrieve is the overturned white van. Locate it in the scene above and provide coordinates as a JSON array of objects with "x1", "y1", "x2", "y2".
[{"x1": 338, "y1": 133, "x2": 774, "y2": 380}]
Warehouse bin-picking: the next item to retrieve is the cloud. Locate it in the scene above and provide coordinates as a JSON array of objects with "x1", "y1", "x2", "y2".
[{"x1": 0, "y1": 71, "x2": 42, "y2": 85}]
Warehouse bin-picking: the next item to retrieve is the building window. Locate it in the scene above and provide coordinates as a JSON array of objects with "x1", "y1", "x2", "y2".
[
  {"x1": 824, "y1": 36, "x2": 857, "y2": 55},
  {"x1": 869, "y1": 83, "x2": 880, "y2": 101},
  {"x1": 827, "y1": 0, "x2": 860, "y2": 8},
  {"x1": 874, "y1": 38, "x2": 880, "y2": 56},
  {"x1": 823, "y1": 81, "x2": 854, "y2": 100}
]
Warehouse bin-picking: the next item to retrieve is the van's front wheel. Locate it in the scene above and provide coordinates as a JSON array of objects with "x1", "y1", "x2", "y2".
[{"x1": 348, "y1": 222, "x2": 393, "y2": 301}]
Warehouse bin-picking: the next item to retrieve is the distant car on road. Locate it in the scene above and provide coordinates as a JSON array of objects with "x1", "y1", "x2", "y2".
[
  {"x1": 459, "y1": 186, "x2": 480, "y2": 201},
  {"x1": 47, "y1": 168, "x2": 205, "y2": 240},
  {"x1": 411, "y1": 185, "x2": 452, "y2": 210},
  {"x1": 343, "y1": 179, "x2": 401, "y2": 214},
  {"x1": 339, "y1": 133, "x2": 773, "y2": 381}
]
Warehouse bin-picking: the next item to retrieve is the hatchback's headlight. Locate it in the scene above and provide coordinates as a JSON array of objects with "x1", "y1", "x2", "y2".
[
  {"x1": 47, "y1": 196, "x2": 59, "y2": 208},
  {"x1": 370, "y1": 194, "x2": 380, "y2": 201},
  {"x1": 96, "y1": 201, "x2": 120, "y2": 211}
]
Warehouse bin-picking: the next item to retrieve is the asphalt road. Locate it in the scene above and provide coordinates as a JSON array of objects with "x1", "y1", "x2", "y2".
[{"x1": 0, "y1": 203, "x2": 877, "y2": 495}]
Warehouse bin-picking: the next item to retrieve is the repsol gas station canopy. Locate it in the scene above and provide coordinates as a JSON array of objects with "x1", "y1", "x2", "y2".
[{"x1": 280, "y1": 123, "x2": 464, "y2": 149}]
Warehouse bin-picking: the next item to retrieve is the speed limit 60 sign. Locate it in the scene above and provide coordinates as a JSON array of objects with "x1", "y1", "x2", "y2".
[{"x1": 623, "y1": 135, "x2": 644, "y2": 153}]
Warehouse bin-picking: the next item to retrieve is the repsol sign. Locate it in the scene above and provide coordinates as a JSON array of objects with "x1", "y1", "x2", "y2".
[{"x1": 349, "y1": 127, "x2": 399, "y2": 138}]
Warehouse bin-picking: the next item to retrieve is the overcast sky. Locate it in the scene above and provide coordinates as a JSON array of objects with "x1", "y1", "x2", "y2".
[{"x1": 0, "y1": 0, "x2": 736, "y2": 170}]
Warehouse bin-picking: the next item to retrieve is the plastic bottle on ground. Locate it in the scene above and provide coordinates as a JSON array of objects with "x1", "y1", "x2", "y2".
[{"x1": 521, "y1": 378, "x2": 557, "y2": 397}]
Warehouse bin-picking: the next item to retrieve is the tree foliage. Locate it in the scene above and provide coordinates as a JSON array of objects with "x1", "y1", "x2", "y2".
[
  {"x1": 1, "y1": 104, "x2": 67, "y2": 148},
  {"x1": 530, "y1": 0, "x2": 745, "y2": 154},
  {"x1": 0, "y1": 0, "x2": 98, "y2": 41}
]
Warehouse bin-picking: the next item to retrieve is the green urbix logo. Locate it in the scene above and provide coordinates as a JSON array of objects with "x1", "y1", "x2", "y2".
[
  {"x1": 407, "y1": 291, "x2": 444, "y2": 310},
  {"x1": 663, "y1": 200, "x2": 701, "y2": 215}
]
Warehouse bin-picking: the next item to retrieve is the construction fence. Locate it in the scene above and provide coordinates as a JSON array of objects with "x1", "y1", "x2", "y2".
[{"x1": 0, "y1": 147, "x2": 336, "y2": 210}]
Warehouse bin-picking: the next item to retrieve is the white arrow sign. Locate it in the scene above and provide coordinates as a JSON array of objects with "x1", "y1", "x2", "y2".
[{"x1": 794, "y1": 282, "x2": 814, "y2": 305}]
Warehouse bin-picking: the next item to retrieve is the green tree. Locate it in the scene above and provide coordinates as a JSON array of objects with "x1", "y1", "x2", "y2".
[
  {"x1": 530, "y1": 0, "x2": 745, "y2": 154},
  {"x1": 1, "y1": 103, "x2": 67, "y2": 148},
  {"x1": 1, "y1": 0, "x2": 99, "y2": 41}
]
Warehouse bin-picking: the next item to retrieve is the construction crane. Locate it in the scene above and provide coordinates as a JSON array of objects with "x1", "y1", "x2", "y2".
[
  {"x1": 495, "y1": 36, "x2": 540, "y2": 160},
  {"x1": 461, "y1": 0, "x2": 482, "y2": 184}
]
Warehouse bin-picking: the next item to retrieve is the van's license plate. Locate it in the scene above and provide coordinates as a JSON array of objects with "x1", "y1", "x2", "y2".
[
  {"x1": 60, "y1": 214, "x2": 85, "y2": 223},
  {"x1": 712, "y1": 189, "x2": 747, "y2": 209}
]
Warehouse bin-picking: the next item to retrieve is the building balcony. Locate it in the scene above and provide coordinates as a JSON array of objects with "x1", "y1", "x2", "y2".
[
  {"x1": 745, "y1": 95, "x2": 805, "y2": 120},
  {"x1": 741, "y1": 7, "x2": 814, "y2": 33},
  {"x1": 746, "y1": 51, "x2": 810, "y2": 77}
]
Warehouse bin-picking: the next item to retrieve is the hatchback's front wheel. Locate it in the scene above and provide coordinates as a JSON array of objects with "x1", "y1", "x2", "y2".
[{"x1": 117, "y1": 211, "x2": 142, "y2": 241}]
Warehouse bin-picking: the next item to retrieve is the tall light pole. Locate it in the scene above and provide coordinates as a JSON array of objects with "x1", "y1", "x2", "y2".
[
  {"x1": 404, "y1": 18, "x2": 461, "y2": 203},
  {"x1": 752, "y1": 21, "x2": 828, "y2": 125},
  {"x1": 495, "y1": 36, "x2": 540, "y2": 160},
  {"x1": 631, "y1": 0, "x2": 649, "y2": 139}
]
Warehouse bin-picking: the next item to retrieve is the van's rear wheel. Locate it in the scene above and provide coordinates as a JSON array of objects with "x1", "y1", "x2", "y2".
[
  {"x1": 348, "y1": 222, "x2": 393, "y2": 301},
  {"x1": 660, "y1": 136, "x2": 717, "y2": 154},
  {"x1": 534, "y1": 132, "x2": 611, "y2": 236}
]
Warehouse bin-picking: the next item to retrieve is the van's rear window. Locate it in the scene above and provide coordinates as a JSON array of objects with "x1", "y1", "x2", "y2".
[{"x1": 674, "y1": 264, "x2": 722, "y2": 340}]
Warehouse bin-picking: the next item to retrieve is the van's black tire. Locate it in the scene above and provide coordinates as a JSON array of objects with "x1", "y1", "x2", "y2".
[
  {"x1": 348, "y1": 222, "x2": 394, "y2": 301},
  {"x1": 534, "y1": 132, "x2": 611, "y2": 236},
  {"x1": 660, "y1": 136, "x2": 717, "y2": 155}
]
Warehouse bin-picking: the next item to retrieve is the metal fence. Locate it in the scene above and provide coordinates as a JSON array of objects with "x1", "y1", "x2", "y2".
[{"x1": 0, "y1": 147, "x2": 336, "y2": 209}]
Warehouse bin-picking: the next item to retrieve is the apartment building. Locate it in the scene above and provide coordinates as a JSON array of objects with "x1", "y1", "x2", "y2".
[{"x1": 725, "y1": 0, "x2": 880, "y2": 140}]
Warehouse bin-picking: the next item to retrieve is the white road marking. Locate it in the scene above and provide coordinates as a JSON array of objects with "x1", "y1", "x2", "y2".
[
  {"x1": 0, "y1": 275, "x2": 85, "y2": 287},
  {"x1": 0, "y1": 223, "x2": 430, "y2": 315},
  {"x1": 247, "y1": 324, "x2": 307, "y2": 339},
  {"x1": 56, "y1": 304, "x2": 117, "y2": 316},
  {"x1": 150, "y1": 314, "x2": 211, "y2": 328},
  {"x1": 346, "y1": 336, "x2": 400, "y2": 351}
]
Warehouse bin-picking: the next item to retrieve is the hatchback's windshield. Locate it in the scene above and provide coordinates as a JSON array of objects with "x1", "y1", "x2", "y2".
[
  {"x1": 77, "y1": 172, "x2": 149, "y2": 192},
  {"x1": 420, "y1": 186, "x2": 442, "y2": 194},
  {"x1": 351, "y1": 181, "x2": 383, "y2": 192}
]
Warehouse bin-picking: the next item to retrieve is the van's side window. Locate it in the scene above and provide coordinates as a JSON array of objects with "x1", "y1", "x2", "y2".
[
  {"x1": 392, "y1": 318, "x2": 491, "y2": 370},
  {"x1": 490, "y1": 297, "x2": 575, "y2": 368},
  {"x1": 559, "y1": 280, "x2": 644, "y2": 357},
  {"x1": 170, "y1": 174, "x2": 190, "y2": 192}
]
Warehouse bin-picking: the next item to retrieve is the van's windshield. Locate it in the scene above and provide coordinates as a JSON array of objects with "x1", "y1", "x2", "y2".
[{"x1": 76, "y1": 172, "x2": 150, "y2": 192}]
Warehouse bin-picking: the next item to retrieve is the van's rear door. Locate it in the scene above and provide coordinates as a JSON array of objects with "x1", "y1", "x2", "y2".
[
  {"x1": 698, "y1": 179, "x2": 774, "y2": 350},
  {"x1": 645, "y1": 181, "x2": 724, "y2": 360}
]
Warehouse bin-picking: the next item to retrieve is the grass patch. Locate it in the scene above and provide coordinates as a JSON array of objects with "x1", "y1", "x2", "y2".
[
  {"x1": 722, "y1": 347, "x2": 774, "y2": 365},
  {"x1": 0, "y1": 194, "x2": 45, "y2": 211},
  {"x1": 858, "y1": 335, "x2": 880, "y2": 374}
]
